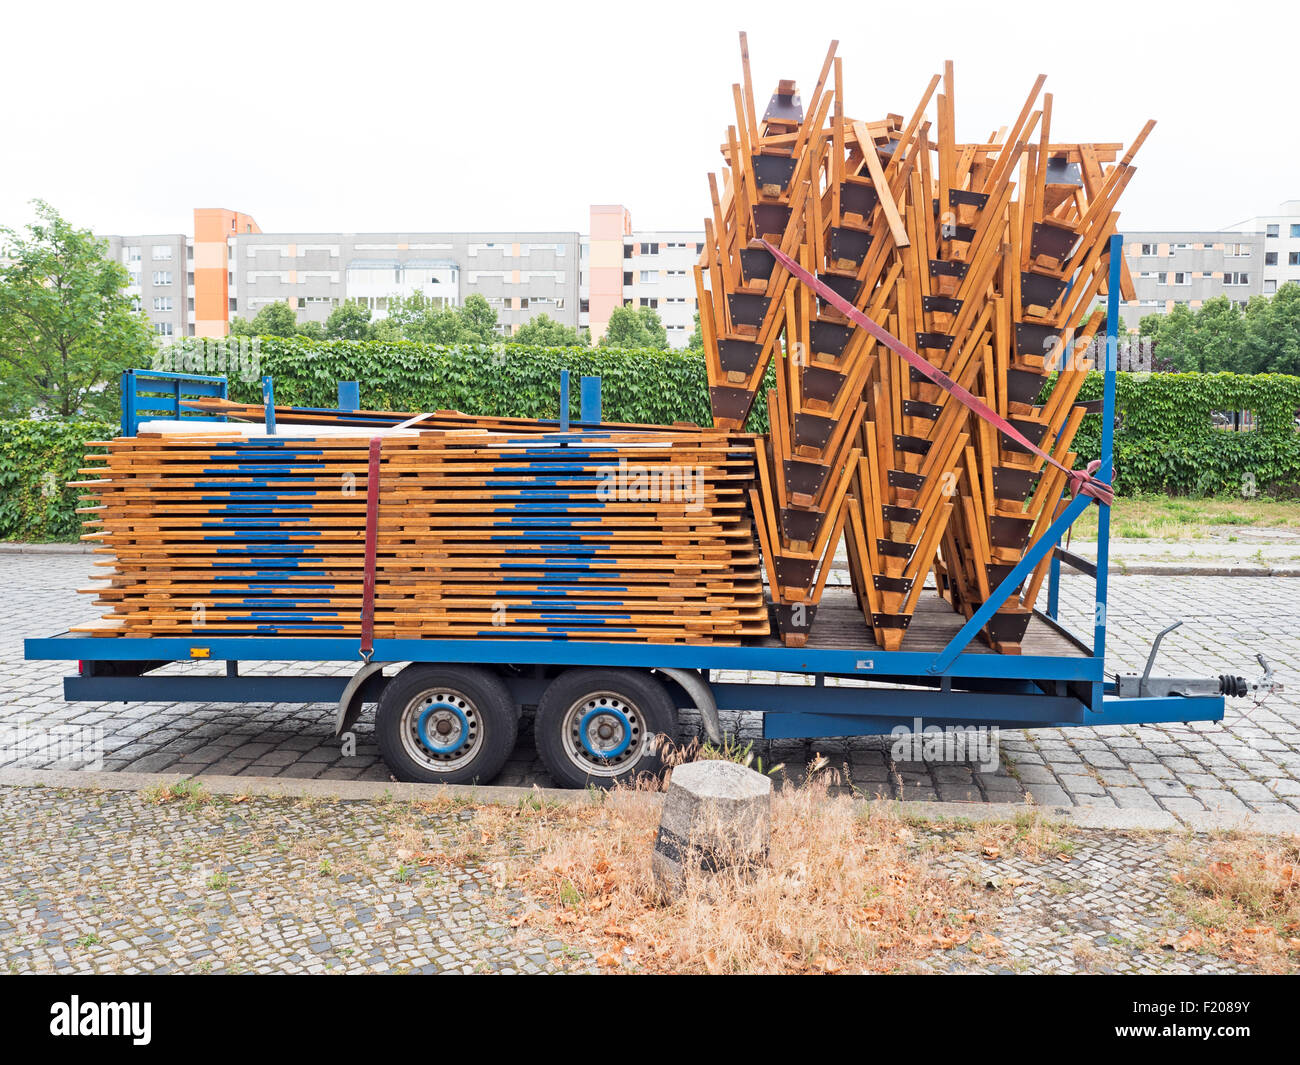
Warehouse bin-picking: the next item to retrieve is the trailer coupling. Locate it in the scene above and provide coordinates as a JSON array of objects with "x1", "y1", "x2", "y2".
[{"x1": 1114, "y1": 621, "x2": 1283, "y2": 700}]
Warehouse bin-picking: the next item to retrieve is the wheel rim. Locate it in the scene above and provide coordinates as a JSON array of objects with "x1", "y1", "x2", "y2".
[
  {"x1": 561, "y1": 691, "x2": 646, "y2": 778},
  {"x1": 399, "y1": 688, "x2": 481, "y2": 772}
]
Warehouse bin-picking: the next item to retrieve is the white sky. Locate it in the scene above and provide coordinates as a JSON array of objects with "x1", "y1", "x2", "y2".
[{"x1": 3, "y1": 0, "x2": 1296, "y2": 238}]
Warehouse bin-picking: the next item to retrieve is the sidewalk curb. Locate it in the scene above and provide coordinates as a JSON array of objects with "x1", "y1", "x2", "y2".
[{"x1": 3, "y1": 767, "x2": 1298, "y2": 836}]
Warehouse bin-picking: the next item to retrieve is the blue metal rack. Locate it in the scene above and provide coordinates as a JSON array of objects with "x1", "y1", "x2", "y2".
[
  {"x1": 26, "y1": 237, "x2": 1227, "y2": 767},
  {"x1": 120, "y1": 369, "x2": 229, "y2": 437}
]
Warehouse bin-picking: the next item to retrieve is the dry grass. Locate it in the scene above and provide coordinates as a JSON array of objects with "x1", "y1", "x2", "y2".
[
  {"x1": 404, "y1": 779, "x2": 1002, "y2": 974},
  {"x1": 1167, "y1": 834, "x2": 1300, "y2": 974}
]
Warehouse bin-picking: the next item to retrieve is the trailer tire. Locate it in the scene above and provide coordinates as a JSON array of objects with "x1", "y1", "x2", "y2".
[
  {"x1": 535, "y1": 669, "x2": 678, "y2": 789},
  {"x1": 375, "y1": 665, "x2": 517, "y2": 785}
]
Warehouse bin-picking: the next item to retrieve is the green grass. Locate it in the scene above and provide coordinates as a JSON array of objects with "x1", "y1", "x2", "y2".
[{"x1": 1072, "y1": 494, "x2": 1300, "y2": 540}]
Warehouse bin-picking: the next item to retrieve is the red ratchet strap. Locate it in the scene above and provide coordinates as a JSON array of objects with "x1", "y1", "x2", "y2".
[
  {"x1": 360, "y1": 436, "x2": 382, "y2": 660},
  {"x1": 758, "y1": 239, "x2": 1114, "y2": 507}
]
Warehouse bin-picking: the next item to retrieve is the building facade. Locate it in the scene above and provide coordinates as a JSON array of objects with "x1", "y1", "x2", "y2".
[
  {"x1": 1119, "y1": 231, "x2": 1264, "y2": 331},
  {"x1": 1227, "y1": 200, "x2": 1300, "y2": 297},
  {"x1": 577, "y1": 206, "x2": 704, "y2": 347}
]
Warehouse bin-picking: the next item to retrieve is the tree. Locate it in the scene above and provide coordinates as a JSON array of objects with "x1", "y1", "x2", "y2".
[
  {"x1": 0, "y1": 200, "x2": 153, "y2": 418},
  {"x1": 686, "y1": 311, "x2": 703, "y2": 351},
  {"x1": 229, "y1": 301, "x2": 299, "y2": 338},
  {"x1": 1143, "y1": 303, "x2": 1195, "y2": 370},
  {"x1": 296, "y1": 320, "x2": 325, "y2": 340},
  {"x1": 457, "y1": 293, "x2": 499, "y2": 344},
  {"x1": 1243, "y1": 283, "x2": 1300, "y2": 376},
  {"x1": 385, "y1": 292, "x2": 463, "y2": 344},
  {"x1": 599, "y1": 304, "x2": 669, "y2": 349},
  {"x1": 511, "y1": 313, "x2": 588, "y2": 347},
  {"x1": 636, "y1": 306, "x2": 669, "y2": 350},
  {"x1": 325, "y1": 300, "x2": 372, "y2": 341}
]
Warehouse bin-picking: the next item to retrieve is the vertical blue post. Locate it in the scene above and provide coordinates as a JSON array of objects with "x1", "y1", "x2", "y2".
[
  {"x1": 579, "y1": 376, "x2": 602, "y2": 424},
  {"x1": 337, "y1": 381, "x2": 360, "y2": 412},
  {"x1": 1092, "y1": 233, "x2": 1122, "y2": 701},
  {"x1": 120, "y1": 371, "x2": 137, "y2": 437},
  {"x1": 1047, "y1": 553, "x2": 1061, "y2": 620},
  {"x1": 559, "y1": 370, "x2": 570, "y2": 432},
  {"x1": 262, "y1": 375, "x2": 277, "y2": 435}
]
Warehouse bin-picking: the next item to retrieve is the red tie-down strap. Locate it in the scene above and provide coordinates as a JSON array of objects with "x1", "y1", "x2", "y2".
[
  {"x1": 757, "y1": 239, "x2": 1114, "y2": 507},
  {"x1": 360, "y1": 436, "x2": 382, "y2": 660}
]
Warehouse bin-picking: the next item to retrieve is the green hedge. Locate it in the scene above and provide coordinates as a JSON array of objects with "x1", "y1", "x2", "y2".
[
  {"x1": 4, "y1": 350, "x2": 1298, "y2": 542},
  {"x1": 1051, "y1": 372, "x2": 1300, "y2": 496},
  {"x1": 0, "y1": 420, "x2": 111, "y2": 541},
  {"x1": 152, "y1": 336, "x2": 777, "y2": 431}
]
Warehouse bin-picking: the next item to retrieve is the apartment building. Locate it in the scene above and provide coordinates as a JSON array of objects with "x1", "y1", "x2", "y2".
[
  {"x1": 1119, "y1": 232, "x2": 1264, "y2": 331},
  {"x1": 99, "y1": 209, "x2": 582, "y2": 341},
  {"x1": 100, "y1": 232, "x2": 190, "y2": 341},
  {"x1": 578, "y1": 206, "x2": 704, "y2": 347},
  {"x1": 233, "y1": 229, "x2": 580, "y2": 337},
  {"x1": 1227, "y1": 200, "x2": 1300, "y2": 297}
]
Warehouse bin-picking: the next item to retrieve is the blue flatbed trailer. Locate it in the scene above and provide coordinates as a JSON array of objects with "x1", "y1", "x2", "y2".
[{"x1": 23, "y1": 239, "x2": 1238, "y2": 786}]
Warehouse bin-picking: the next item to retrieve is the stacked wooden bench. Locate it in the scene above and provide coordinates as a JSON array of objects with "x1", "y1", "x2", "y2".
[{"x1": 72, "y1": 421, "x2": 766, "y2": 644}]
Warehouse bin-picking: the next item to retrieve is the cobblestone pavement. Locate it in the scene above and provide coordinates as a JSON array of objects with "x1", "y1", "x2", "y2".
[
  {"x1": 916, "y1": 828, "x2": 1249, "y2": 974},
  {"x1": 2, "y1": 554, "x2": 1297, "y2": 817},
  {"x1": 0, "y1": 781, "x2": 1259, "y2": 974},
  {"x1": 0, "y1": 783, "x2": 590, "y2": 974}
]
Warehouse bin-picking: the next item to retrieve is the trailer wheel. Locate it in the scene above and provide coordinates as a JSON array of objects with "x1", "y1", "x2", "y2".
[
  {"x1": 535, "y1": 669, "x2": 678, "y2": 789},
  {"x1": 376, "y1": 665, "x2": 517, "y2": 785}
]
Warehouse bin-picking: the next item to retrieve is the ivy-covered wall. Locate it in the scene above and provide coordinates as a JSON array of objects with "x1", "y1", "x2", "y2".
[
  {"x1": 1057, "y1": 372, "x2": 1300, "y2": 496},
  {"x1": 3, "y1": 344, "x2": 1298, "y2": 542},
  {"x1": 0, "y1": 420, "x2": 111, "y2": 542}
]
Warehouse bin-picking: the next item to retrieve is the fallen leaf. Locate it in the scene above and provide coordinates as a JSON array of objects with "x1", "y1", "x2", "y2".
[{"x1": 596, "y1": 953, "x2": 620, "y2": 968}]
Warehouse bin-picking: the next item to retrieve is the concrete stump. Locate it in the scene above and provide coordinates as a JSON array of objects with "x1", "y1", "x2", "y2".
[{"x1": 651, "y1": 760, "x2": 772, "y2": 898}]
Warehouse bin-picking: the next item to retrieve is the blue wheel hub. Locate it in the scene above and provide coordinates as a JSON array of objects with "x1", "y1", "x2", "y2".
[
  {"x1": 578, "y1": 704, "x2": 633, "y2": 760},
  {"x1": 416, "y1": 702, "x2": 471, "y2": 755}
]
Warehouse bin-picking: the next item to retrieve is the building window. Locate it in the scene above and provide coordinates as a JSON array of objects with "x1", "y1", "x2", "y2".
[
  {"x1": 1266, "y1": 224, "x2": 1279, "y2": 238},
  {"x1": 124, "y1": 246, "x2": 141, "y2": 263},
  {"x1": 1172, "y1": 272, "x2": 1190, "y2": 285},
  {"x1": 1265, "y1": 279, "x2": 1277, "y2": 294},
  {"x1": 151, "y1": 246, "x2": 173, "y2": 261},
  {"x1": 154, "y1": 322, "x2": 173, "y2": 337},
  {"x1": 152, "y1": 271, "x2": 172, "y2": 286},
  {"x1": 623, "y1": 245, "x2": 633, "y2": 259},
  {"x1": 229, "y1": 298, "x2": 237, "y2": 311},
  {"x1": 695, "y1": 243, "x2": 704, "y2": 254},
  {"x1": 639, "y1": 270, "x2": 657, "y2": 283},
  {"x1": 187, "y1": 298, "x2": 194, "y2": 311},
  {"x1": 666, "y1": 269, "x2": 686, "y2": 278},
  {"x1": 152, "y1": 296, "x2": 172, "y2": 311},
  {"x1": 1292, "y1": 225, "x2": 1300, "y2": 238},
  {"x1": 1223, "y1": 272, "x2": 1250, "y2": 286},
  {"x1": 623, "y1": 271, "x2": 633, "y2": 286},
  {"x1": 126, "y1": 271, "x2": 140, "y2": 287},
  {"x1": 1140, "y1": 243, "x2": 1160, "y2": 256},
  {"x1": 580, "y1": 298, "x2": 589, "y2": 313},
  {"x1": 639, "y1": 242, "x2": 659, "y2": 255},
  {"x1": 639, "y1": 298, "x2": 658, "y2": 308},
  {"x1": 1291, "y1": 253, "x2": 1300, "y2": 267},
  {"x1": 1224, "y1": 242, "x2": 1251, "y2": 257},
  {"x1": 1266, "y1": 252, "x2": 1278, "y2": 266}
]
